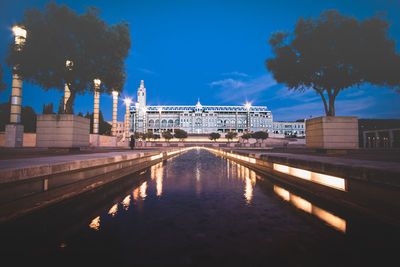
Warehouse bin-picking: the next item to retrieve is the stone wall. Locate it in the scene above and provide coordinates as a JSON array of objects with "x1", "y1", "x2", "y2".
[
  {"x1": 0, "y1": 132, "x2": 36, "y2": 147},
  {"x1": 306, "y1": 116, "x2": 358, "y2": 149},
  {"x1": 89, "y1": 134, "x2": 117, "y2": 147},
  {"x1": 36, "y1": 114, "x2": 89, "y2": 148}
]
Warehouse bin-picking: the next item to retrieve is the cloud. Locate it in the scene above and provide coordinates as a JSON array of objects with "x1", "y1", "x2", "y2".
[
  {"x1": 210, "y1": 74, "x2": 276, "y2": 103},
  {"x1": 221, "y1": 71, "x2": 249, "y2": 77},
  {"x1": 137, "y1": 68, "x2": 156, "y2": 75}
]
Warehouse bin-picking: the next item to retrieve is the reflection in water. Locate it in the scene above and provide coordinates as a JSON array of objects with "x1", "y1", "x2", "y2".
[
  {"x1": 151, "y1": 162, "x2": 164, "y2": 197},
  {"x1": 227, "y1": 159, "x2": 256, "y2": 204},
  {"x1": 273, "y1": 185, "x2": 346, "y2": 233},
  {"x1": 139, "y1": 182, "x2": 147, "y2": 199},
  {"x1": 108, "y1": 204, "x2": 118, "y2": 217},
  {"x1": 89, "y1": 216, "x2": 100, "y2": 231},
  {"x1": 244, "y1": 176, "x2": 253, "y2": 204},
  {"x1": 122, "y1": 195, "x2": 131, "y2": 210}
]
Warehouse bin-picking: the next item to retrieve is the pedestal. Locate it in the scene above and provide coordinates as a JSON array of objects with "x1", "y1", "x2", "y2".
[
  {"x1": 4, "y1": 124, "x2": 24, "y2": 148},
  {"x1": 36, "y1": 114, "x2": 89, "y2": 148},
  {"x1": 91, "y1": 134, "x2": 100, "y2": 147},
  {"x1": 306, "y1": 116, "x2": 359, "y2": 149}
]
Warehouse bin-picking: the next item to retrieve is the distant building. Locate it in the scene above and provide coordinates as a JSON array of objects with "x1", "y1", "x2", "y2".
[
  {"x1": 272, "y1": 121, "x2": 306, "y2": 137},
  {"x1": 129, "y1": 80, "x2": 305, "y2": 136},
  {"x1": 107, "y1": 121, "x2": 124, "y2": 139}
]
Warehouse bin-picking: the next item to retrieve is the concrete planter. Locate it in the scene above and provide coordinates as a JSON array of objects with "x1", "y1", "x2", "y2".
[
  {"x1": 306, "y1": 116, "x2": 358, "y2": 149},
  {"x1": 36, "y1": 114, "x2": 90, "y2": 148}
]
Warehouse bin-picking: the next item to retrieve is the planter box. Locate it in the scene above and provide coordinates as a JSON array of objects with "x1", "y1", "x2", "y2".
[
  {"x1": 36, "y1": 114, "x2": 90, "y2": 148},
  {"x1": 306, "y1": 116, "x2": 358, "y2": 149}
]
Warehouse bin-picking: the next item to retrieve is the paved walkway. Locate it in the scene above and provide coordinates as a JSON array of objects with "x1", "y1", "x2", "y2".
[{"x1": 0, "y1": 149, "x2": 158, "y2": 172}]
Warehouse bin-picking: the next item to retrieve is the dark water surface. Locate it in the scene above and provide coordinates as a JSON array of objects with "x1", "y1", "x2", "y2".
[{"x1": 1, "y1": 149, "x2": 398, "y2": 266}]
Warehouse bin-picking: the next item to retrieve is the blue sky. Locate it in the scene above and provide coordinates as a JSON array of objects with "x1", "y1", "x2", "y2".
[{"x1": 0, "y1": 0, "x2": 399, "y2": 121}]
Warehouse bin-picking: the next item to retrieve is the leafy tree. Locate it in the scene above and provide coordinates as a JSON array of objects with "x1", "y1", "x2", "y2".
[
  {"x1": 42, "y1": 103, "x2": 55, "y2": 114},
  {"x1": 252, "y1": 131, "x2": 269, "y2": 141},
  {"x1": 174, "y1": 129, "x2": 188, "y2": 141},
  {"x1": 241, "y1": 133, "x2": 251, "y2": 142},
  {"x1": 6, "y1": 2, "x2": 131, "y2": 114},
  {"x1": 0, "y1": 59, "x2": 7, "y2": 92},
  {"x1": 225, "y1": 131, "x2": 237, "y2": 142},
  {"x1": 77, "y1": 112, "x2": 83, "y2": 117},
  {"x1": 84, "y1": 110, "x2": 111, "y2": 135},
  {"x1": 144, "y1": 130, "x2": 155, "y2": 141},
  {"x1": 209, "y1": 132, "x2": 221, "y2": 142},
  {"x1": 162, "y1": 130, "x2": 173, "y2": 142},
  {"x1": 133, "y1": 132, "x2": 141, "y2": 140},
  {"x1": 0, "y1": 101, "x2": 36, "y2": 132},
  {"x1": 21, "y1": 105, "x2": 36, "y2": 132},
  {"x1": 266, "y1": 10, "x2": 400, "y2": 116}
]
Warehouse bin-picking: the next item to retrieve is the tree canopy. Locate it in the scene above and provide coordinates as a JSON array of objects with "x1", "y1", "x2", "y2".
[
  {"x1": 266, "y1": 10, "x2": 400, "y2": 116},
  {"x1": 174, "y1": 129, "x2": 188, "y2": 141},
  {"x1": 6, "y1": 2, "x2": 131, "y2": 113},
  {"x1": 162, "y1": 131, "x2": 173, "y2": 141},
  {"x1": 209, "y1": 132, "x2": 221, "y2": 142},
  {"x1": 225, "y1": 131, "x2": 237, "y2": 142}
]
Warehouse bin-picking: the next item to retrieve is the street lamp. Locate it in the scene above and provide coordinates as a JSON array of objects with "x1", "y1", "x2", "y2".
[
  {"x1": 64, "y1": 60, "x2": 73, "y2": 112},
  {"x1": 245, "y1": 102, "x2": 251, "y2": 132},
  {"x1": 124, "y1": 98, "x2": 132, "y2": 139},
  {"x1": 112, "y1": 91, "x2": 119, "y2": 137},
  {"x1": 5, "y1": 26, "x2": 27, "y2": 147},
  {"x1": 93, "y1": 78, "x2": 101, "y2": 135},
  {"x1": 158, "y1": 107, "x2": 162, "y2": 134}
]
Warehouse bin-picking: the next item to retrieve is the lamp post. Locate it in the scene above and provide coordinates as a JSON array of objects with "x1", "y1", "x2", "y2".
[
  {"x1": 93, "y1": 79, "x2": 101, "y2": 135},
  {"x1": 245, "y1": 102, "x2": 251, "y2": 132},
  {"x1": 5, "y1": 26, "x2": 27, "y2": 147},
  {"x1": 158, "y1": 107, "x2": 162, "y2": 134},
  {"x1": 64, "y1": 60, "x2": 73, "y2": 112},
  {"x1": 112, "y1": 91, "x2": 119, "y2": 136},
  {"x1": 124, "y1": 98, "x2": 132, "y2": 139}
]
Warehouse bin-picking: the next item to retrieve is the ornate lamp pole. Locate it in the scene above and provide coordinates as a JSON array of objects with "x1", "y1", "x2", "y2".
[
  {"x1": 93, "y1": 79, "x2": 101, "y2": 135},
  {"x1": 5, "y1": 26, "x2": 27, "y2": 147},
  {"x1": 245, "y1": 102, "x2": 251, "y2": 132},
  {"x1": 158, "y1": 107, "x2": 162, "y2": 134},
  {"x1": 124, "y1": 98, "x2": 132, "y2": 139},
  {"x1": 112, "y1": 91, "x2": 119, "y2": 136},
  {"x1": 64, "y1": 60, "x2": 73, "y2": 112}
]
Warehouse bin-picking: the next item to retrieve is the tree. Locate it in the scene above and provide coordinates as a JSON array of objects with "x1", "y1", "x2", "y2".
[
  {"x1": 42, "y1": 103, "x2": 55, "y2": 114},
  {"x1": 6, "y1": 2, "x2": 131, "y2": 114},
  {"x1": 0, "y1": 59, "x2": 7, "y2": 92},
  {"x1": 0, "y1": 101, "x2": 36, "y2": 132},
  {"x1": 252, "y1": 131, "x2": 269, "y2": 141},
  {"x1": 162, "y1": 130, "x2": 173, "y2": 142},
  {"x1": 174, "y1": 129, "x2": 188, "y2": 141},
  {"x1": 209, "y1": 132, "x2": 221, "y2": 142},
  {"x1": 241, "y1": 133, "x2": 251, "y2": 143},
  {"x1": 85, "y1": 110, "x2": 111, "y2": 135},
  {"x1": 144, "y1": 130, "x2": 155, "y2": 141},
  {"x1": 266, "y1": 10, "x2": 400, "y2": 116},
  {"x1": 225, "y1": 131, "x2": 237, "y2": 142}
]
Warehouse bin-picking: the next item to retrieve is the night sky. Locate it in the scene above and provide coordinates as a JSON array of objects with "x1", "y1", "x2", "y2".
[{"x1": 0, "y1": 0, "x2": 399, "y2": 122}]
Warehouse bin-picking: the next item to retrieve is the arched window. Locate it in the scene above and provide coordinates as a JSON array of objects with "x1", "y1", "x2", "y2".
[
  {"x1": 168, "y1": 119, "x2": 173, "y2": 127},
  {"x1": 148, "y1": 120, "x2": 154, "y2": 127},
  {"x1": 161, "y1": 119, "x2": 167, "y2": 127},
  {"x1": 174, "y1": 119, "x2": 180, "y2": 127},
  {"x1": 155, "y1": 119, "x2": 160, "y2": 127}
]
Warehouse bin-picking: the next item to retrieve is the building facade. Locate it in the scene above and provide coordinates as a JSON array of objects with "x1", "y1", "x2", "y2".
[
  {"x1": 129, "y1": 80, "x2": 304, "y2": 135},
  {"x1": 272, "y1": 121, "x2": 306, "y2": 137}
]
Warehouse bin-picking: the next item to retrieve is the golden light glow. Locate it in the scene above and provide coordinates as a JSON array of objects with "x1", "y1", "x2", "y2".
[
  {"x1": 65, "y1": 60, "x2": 73, "y2": 69},
  {"x1": 124, "y1": 97, "x2": 132, "y2": 105},
  {"x1": 312, "y1": 173, "x2": 346, "y2": 191},
  {"x1": 244, "y1": 176, "x2": 253, "y2": 204},
  {"x1": 244, "y1": 102, "x2": 252, "y2": 111},
  {"x1": 12, "y1": 26, "x2": 27, "y2": 38},
  {"x1": 108, "y1": 204, "x2": 118, "y2": 217},
  {"x1": 121, "y1": 195, "x2": 131, "y2": 210},
  {"x1": 156, "y1": 164, "x2": 163, "y2": 196},
  {"x1": 151, "y1": 153, "x2": 163, "y2": 160},
  {"x1": 291, "y1": 195, "x2": 312, "y2": 213},
  {"x1": 139, "y1": 182, "x2": 147, "y2": 199},
  {"x1": 274, "y1": 163, "x2": 346, "y2": 191},
  {"x1": 273, "y1": 185, "x2": 346, "y2": 233},
  {"x1": 112, "y1": 91, "x2": 119, "y2": 97},
  {"x1": 93, "y1": 78, "x2": 101, "y2": 87},
  {"x1": 89, "y1": 216, "x2": 100, "y2": 231},
  {"x1": 312, "y1": 206, "x2": 346, "y2": 233}
]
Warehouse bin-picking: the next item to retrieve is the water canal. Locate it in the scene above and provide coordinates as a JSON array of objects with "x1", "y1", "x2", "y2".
[{"x1": 1, "y1": 148, "x2": 398, "y2": 266}]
